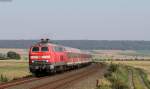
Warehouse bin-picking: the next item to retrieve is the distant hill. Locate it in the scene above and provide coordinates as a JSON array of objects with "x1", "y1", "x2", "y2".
[{"x1": 0, "y1": 40, "x2": 150, "y2": 50}]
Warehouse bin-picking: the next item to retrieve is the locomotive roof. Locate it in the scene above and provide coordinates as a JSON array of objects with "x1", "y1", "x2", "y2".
[
  {"x1": 31, "y1": 39, "x2": 90, "y2": 54},
  {"x1": 32, "y1": 42, "x2": 80, "y2": 52}
]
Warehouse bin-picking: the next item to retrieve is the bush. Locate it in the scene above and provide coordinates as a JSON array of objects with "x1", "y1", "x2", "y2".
[{"x1": 7, "y1": 51, "x2": 21, "y2": 60}]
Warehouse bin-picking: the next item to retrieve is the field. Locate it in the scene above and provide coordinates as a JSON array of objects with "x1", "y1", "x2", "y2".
[
  {"x1": 119, "y1": 50, "x2": 150, "y2": 57},
  {"x1": 0, "y1": 48, "x2": 30, "y2": 82},
  {"x1": 93, "y1": 50, "x2": 150, "y2": 61},
  {"x1": 0, "y1": 60, "x2": 30, "y2": 82},
  {"x1": 111, "y1": 61, "x2": 150, "y2": 80},
  {"x1": 94, "y1": 50, "x2": 150, "y2": 89}
]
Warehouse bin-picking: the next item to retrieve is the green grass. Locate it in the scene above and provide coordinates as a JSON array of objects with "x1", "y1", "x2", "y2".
[
  {"x1": 137, "y1": 69, "x2": 150, "y2": 89},
  {"x1": 109, "y1": 61, "x2": 150, "y2": 81},
  {"x1": 110, "y1": 65, "x2": 129, "y2": 89},
  {"x1": 98, "y1": 64, "x2": 129, "y2": 89}
]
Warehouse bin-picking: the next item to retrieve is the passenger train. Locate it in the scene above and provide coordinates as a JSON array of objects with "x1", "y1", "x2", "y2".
[{"x1": 29, "y1": 39, "x2": 92, "y2": 75}]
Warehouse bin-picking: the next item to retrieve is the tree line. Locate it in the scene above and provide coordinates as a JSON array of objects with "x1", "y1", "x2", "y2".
[{"x1": 1, "y1": 40, "x2": 150, "y2": 50}]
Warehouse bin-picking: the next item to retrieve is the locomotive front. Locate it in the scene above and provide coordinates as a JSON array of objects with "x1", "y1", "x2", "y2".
[{"x1": 29, "y1": 39, "x2": 54, "y2": 74}]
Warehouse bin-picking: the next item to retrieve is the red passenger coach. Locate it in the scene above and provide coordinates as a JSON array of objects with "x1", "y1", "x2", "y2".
[{"x1": 29, "y1": 39, "x2": 92, "y2": 75}]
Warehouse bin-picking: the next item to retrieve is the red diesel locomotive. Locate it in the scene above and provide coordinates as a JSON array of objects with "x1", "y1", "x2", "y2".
[{"x1": 29, "y1": 39, "x2": 92, "y2": 75}]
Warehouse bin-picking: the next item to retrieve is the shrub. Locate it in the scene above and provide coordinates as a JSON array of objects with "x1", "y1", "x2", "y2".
[{"x1": 7, "y1": 51, "x2": 21, "y2": 60}]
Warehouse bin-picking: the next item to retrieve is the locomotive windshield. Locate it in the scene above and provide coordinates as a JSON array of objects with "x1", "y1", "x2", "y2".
[
  {"x1": 32, "y1": 47, "x2": 39, "y2": 52},
  {"x1": 41, "y1": 47, "x2": 49, "y2": 52}
]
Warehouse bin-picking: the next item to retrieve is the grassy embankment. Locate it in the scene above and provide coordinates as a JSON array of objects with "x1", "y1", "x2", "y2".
[
  {"x1": 0, "y1": 60, "x2": 30, "y2": 83},
  {"x1": 97, "y1": 63, "x2": 129, "y2": 89},
  {"x1": 97, "y1": 62, "x2": 150, "y2": 89}
]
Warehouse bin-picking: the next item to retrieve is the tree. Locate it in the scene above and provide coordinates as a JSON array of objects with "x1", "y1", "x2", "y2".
[{"x1": 7, "y1": 51, "x2": 21, "y2": 60}]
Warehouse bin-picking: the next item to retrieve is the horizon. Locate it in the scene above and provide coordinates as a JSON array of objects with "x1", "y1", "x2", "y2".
[{"x1": 0, "y1": 39, "x2": 150, "y2": 41}]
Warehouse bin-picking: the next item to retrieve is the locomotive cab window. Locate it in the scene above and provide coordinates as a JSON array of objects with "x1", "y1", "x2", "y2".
[
  {"x1": 32, "y1": 47, "x2": 39, "y2": 52},
  {"x1": 41, "y1": 47, "x2": 49, "y2": 52}
]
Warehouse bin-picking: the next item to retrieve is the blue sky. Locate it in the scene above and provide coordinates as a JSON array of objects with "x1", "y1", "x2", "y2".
[{"x1": 0, "y1": 0, "x2": 150, "y2": 40}]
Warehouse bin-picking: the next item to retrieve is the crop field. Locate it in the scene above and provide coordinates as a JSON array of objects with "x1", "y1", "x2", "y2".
[
  {"x1": 119, "y1": 50, "x2": 150, "y2": 57},
  {"x1": 0, "y1": 60, "x2": 30, "y2": 82}
]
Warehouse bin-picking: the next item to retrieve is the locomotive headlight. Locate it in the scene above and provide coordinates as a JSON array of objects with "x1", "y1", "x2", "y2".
[
  {"x1": 46, "y1": 60, "x2": 49, "y2": 62},
  {"x1": 30, "y1": 56, "x2": 38, "y2": 59},
  {"x1": 32, "y1": 60, "x2": 35, "y2": 63},
  {"x1": 41, "y1": 56, "x2": 51, "y2": 59}
]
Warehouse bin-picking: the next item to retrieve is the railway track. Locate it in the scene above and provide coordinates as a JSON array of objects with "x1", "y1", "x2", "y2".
[
  {"x1": 0, "y1": 76, "x2": 50, "y2": 89},
  {"x1": 30, "y1": 64, "x2": 100, "y2": 89},
  {"x1": 1, "y1": 64, "x2": 102, "y2": 89}
]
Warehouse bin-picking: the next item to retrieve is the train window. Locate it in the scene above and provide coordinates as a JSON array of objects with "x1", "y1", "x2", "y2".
[
  {"x1": 67, "y1": 53, "x2": 72, "y2": 58},
  {"x1": 67, "y1": 53, "x2": 79, "y2": 58},
  {"x1": 54, "y1": 46, "x2": 64, "y2": 52},
  {"x1": 32, "y1": 47, "x2": 39, "y2": 52},
  {"x1": 41, "y1": 47, "x2": 49, "y2": 52}
]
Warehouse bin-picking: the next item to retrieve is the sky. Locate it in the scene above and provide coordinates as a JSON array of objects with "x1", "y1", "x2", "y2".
[{"x1": 0, "y1": 0, "x2": 150, "y2": 40}]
